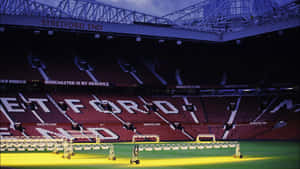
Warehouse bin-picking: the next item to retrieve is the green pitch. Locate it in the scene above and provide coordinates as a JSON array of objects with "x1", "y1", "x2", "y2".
[{"x1": 1, "y1": 141, "x2": 299, "y2": 169}]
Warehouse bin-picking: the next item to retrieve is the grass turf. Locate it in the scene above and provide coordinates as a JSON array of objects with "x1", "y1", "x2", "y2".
[{"x1": 1, "y1": 141, "x2": 299, "y2": 169}]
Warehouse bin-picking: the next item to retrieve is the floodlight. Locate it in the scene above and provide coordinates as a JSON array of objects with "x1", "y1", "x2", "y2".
[
  {"x1": 48, "y1": 30, "x2": 54, "y2": 36},
  {"x1": 94, "y1": 33, "x2": 101, "y2": 39},
  {"x1": 0, "y1": 27, "x2": 5, "y2": 32},
  {"x1": 176, "y1": 40, "x2": 182, "y2": 45},
  {"x1": 158, "y1": 39, "x2": 165, "y2": 43},
  {"x1": 107, "y1": 35, "x2": 113, "y2": 40},
  {"x1": 136, "y1": 36, "x2": 142, "y2": 42},
  {"x1": 33, "y1": 30, "x2": 40, "y2": 35}
]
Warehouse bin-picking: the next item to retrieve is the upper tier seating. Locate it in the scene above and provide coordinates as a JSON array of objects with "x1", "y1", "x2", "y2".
[
  {"x1": 38, "y1": 54, "x2": 91, "y2": 81},
  {"x1": 123, "y1": 57, "x2": 162, "y2": 86},
  {"x1": 0, "y1": 49, "x2": 42, "y2": 80},
  {"x1": 84, "y1": 56, "x2": 137, "y2": 86}
]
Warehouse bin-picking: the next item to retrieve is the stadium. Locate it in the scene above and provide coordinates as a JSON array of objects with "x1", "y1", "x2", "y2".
[{"x1": 0, "y1": 0, "x2": 300, "y2": 169}]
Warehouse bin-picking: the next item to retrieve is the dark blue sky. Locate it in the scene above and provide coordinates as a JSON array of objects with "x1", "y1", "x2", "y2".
[
  {"x1": 37, "y1": 0, "x2": 293, "y2": 16},
  {"x1": 36, "y1": 0, "x2": 206, "y2": 16}
]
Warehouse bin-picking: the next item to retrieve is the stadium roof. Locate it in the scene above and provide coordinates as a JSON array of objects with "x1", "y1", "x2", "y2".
[{"x1": 0, "y1": 0, "x2": 299, "y2": 42}]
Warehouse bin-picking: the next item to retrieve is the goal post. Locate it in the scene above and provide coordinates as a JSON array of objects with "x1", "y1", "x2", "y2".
[
  {"x1": 196, "y1": 134, "x2": 216, "y2": 142},
  {"x1": 132, "y1": 134, "x2": 160, "y2": 143}
]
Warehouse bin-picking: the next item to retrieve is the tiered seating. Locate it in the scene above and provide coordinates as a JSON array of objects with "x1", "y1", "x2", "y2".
[
  {"x1": 235, "y1": 96, "x2": 262, "y2": 123},
  {"x1": 0, "y1": 93, "x2": 41, "y2": 123},
  {"x1": 22, "y1": 124, "x2": 72, "y2": 137},
  {"x1": 0, "y1": 50, "x2": 41, "y2": 80},
  {"x1": 226, "y1": 63, "x2": 264, "y2": 85},
  {"x1": 51, "y1": 93, "x2": 119, "y2": 124},
  {"x1": 134, "y1": 124, "x2": 188, "y2": 141},
  {"x1": 265, "y1": 62, "x2": 300, "y2": 84},
  {"x1": 155, "y1": 60, "x2": 177, "y2": 86},
  {"x1": 97, "y1": 95, "x2": 164, "y2": 123},
  {"x1": 201, "y1": 97, "x2": 237, "y2": 124},
  {"x1": 182, "y1": 124, "x2": 209, "y2": 138},
  {"x1": 34, "y1": 48, "x2": 90, "y2": 81},
  {"x1": 1, "y1": 90, "x2": 299, "y2": 141},
  {"x1": 143, "y1": 97, "x2": 196, "y2": 123},
  {"x1": 207, "y1": 125, "x2": 224, "y2": 140},
  {"x1": 180, "y1": 69, "x2": 222, "y2": 85},
  {"x1": 127, "y1": 59, "x2": 162, "y2": 86},
  {"x1": 255, "y1": 121, "x2": 300, "y2": 140},
  {"x1": 227, "y1": 124, "x2": 272, "y2": 140},
  {"x1": 256, "y1": 96, "x2": 296, "y2": 122},
  {"x1": 7, "y1": 128, "x2": 25, "y2": 137},
  {"x1": 86, "y1": 56, "x2": 137, "y2": 86},
  {"x1": 21, "y1": 93, "x2": 70, "y2": 123},
  {"x1": 83, "y1": 124, "x2": 135, "y2": 142},
  {"x1": 188, "y1": 98, "x2": 208, "y2": 123},
  {"x1": 0, "y1": 109, "x2": 10, "y2": 125},
  {"x1": 0, "y1": 123, "x2": 26, "y2": 137},
  {"x1": 44, "y1": 57, "x2": 90, "y2": 81}
]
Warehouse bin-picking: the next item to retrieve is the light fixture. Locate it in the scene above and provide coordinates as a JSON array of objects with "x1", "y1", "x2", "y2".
[
  {"x1": 0, "y1": 27, "x2": 5, "y2": 32},
  {"x1": 94, "y1": 33, "x2": 101, "y2": 39},
  {"x1": 254, "y1": 18, "x2": 260, "y2": 25},
  {"x1": 136, "y1": 36, "x2": 142, "y2": 42},
  {"x1": 33, "y1": 30, "x2": 40, "y2": 35},
  {"x1": 48, "y1": 30, "x2": 54, "y2": 36},
  {"x1": 158, "y1": 39, "x2": 165, "y2": 43},
  {"x1": 281, "y1": 87, "x2": 293, "y2": 90},
  {"x1": 106, "y1": 35, "x2": 113, "y2": 40},
  {"x1": 176, "y1": 40, "x2": 182, "y2": 45}
]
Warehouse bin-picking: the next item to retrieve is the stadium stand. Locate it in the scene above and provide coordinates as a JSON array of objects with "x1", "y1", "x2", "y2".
[
  {"x1": 201, "y1": 97, "x2": 237, "y2": 124},
  {"x1": 1, "y1": 88, "x2": 299, "y2": 141},
  {"x1": 0, "y1": 93, "x2": 41, "y2": 123},
  {"x1": 83, "y1": 123, "x2": 136, "y2": 142},
  {"x1": 255, "y1": 120, "x2": 300, "y2": 140},
  {"x1": 0, "y1": 21, "x2": 299, "y2": 143},
  {"x1": 96, "y1": 95, "x2": 164, "y2": 123},
  {"x1": 227, "y1": 124, "x2": 272, "y2": 140},
  {"x1": 234, "y1": 96, "x2": 262, "y2": 123},
  {"x1": 0, "y1": 48, "x2": 42, "y2": 80},
  {"x1": 155, "y1": 58, "x2": 178, "y2": 86},
  {"x1": 0, "y1": 108, "x2": 10, "y2": 125},
  {"x1": 34, "y1": 52, "x2": 91, "y2": 81},
  {"x1": 50, "y1": 92, "x2": 119, "y2": 124},
  {"x1": 142, "y1": 96, "x2": 196, "y2": 124},
  {"x1": 182, "y1": 124, "x2": 210, "y2": 138},
  {"x1": 134, "y1": 123, "x2": 189, "y2": 141},
  {"x1": 84, "y1": 56, "x2": 137, "y2": 86},
  {"x1": 19, "y1": 92, "x2": 70, "y2": 123}
]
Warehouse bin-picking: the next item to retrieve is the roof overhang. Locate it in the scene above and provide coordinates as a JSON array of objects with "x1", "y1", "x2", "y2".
[{"x1": 0, "y1": 15, "x2": 299, "y2": 43}]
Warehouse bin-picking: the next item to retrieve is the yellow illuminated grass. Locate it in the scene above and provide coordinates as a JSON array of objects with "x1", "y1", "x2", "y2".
[
  {"x1": 135, "y1": 156, "x2": 271, "y2": 167},
  {"x1": 1, "y1": 153, "x2": 271, "y2": 168}
]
